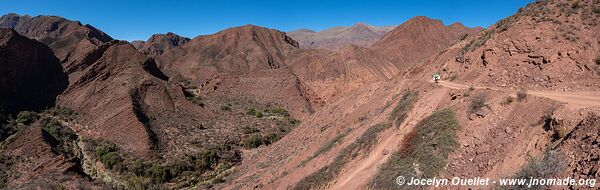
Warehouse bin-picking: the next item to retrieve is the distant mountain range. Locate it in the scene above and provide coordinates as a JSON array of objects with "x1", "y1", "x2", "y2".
[{"x1": 288, "y1": 23, "x2": 395, "y2": 50}]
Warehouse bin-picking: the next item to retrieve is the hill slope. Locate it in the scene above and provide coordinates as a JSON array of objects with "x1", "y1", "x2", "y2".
[
  {"x1": 373, "y1": 16, "x2": 482, "y2": 67},
  {"x1": 288, "y1": 23, "x2": 394, "y2": 50}
]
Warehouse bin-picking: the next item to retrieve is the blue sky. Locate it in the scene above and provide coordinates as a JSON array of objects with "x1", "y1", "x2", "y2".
[{"x1": 0, "y1": 0, "x2": 533, "y2": 41}]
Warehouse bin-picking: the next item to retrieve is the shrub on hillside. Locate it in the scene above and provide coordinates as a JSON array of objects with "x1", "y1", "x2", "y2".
[
  {"x1": 511, "y1": 151, "x2": 566, "y2": 190},
  {"x1": 389, "y1": 91, "x2": 419, "y2": 126},
  {"x1": 371, "y1": 108, "x2": 460, "y2": 190},
  {"x1": 469, "y1": 93, "x2": 488, "y2": 114},
  {"x1": 242, "y1": 134, "x2": 263, "y2": 149},
  {"x1": 94, "y1": 143, "x2": 123, "y2": 170},
  {"x1": 186, "y1": 96, "x2": 204, "y2": 107},
  {"x1": 15, "y1": 111, "x2": 38, "y2": 125}
]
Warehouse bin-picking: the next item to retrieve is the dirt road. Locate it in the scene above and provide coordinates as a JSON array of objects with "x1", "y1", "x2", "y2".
[{"x1": 437, "y1": 80, "x2": 600, "y2": 107}]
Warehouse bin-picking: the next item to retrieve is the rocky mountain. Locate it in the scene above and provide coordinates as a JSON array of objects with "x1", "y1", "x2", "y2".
[
  {"x1": 132, "y1": 32, "x2": 190, "y2": 56},
  {"x1": 223, "y1": 1, "x2": 600, "y2": 189},
  {"x1": 410, "y1": 0, "x2": 600, "y2": 91},
  {"x1": 288, "y1": 23, "x2": 394, "y2": 50},
  {"x1": 3, "y1": 0, "x2": 600, "y2": 189},
  {"x1": 0, "y1": 13, "x2": 112, "y2": 62},
  {"x1": 0, "y1": 29, "x2": 68, "y2": 114},
  {"x1": 372, "y1": 16, "x2": 483, "y2": 67}
]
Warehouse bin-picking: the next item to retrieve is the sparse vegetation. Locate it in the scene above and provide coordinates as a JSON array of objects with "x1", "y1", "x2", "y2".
[
  {"x1": 389, "y1": 91, "x2": 419, "y2": 126},
  {"x1": 294, "y1": 90, "x2": 419, "y2": 189},
  {"x1": 371, "y1": 108, "x2": 460, "y2": 190},
  {"x1": 469, "y1": 93, "x2": 488, "y2": 114},
  {"x1": 293, "y1": 123, "x2": 392, "y2": 190},
  {"x1": 43, "y1": 118, "x2": 79, "y2": 158},
  {"x1": 0, "y1": 155, "x2": 16, "y2": 188},
  {"x1": 242, "y1": 132, "x2": 282, "y2": 149},
  {"x1": 517, "y1": 88, "x2": 528, "y2": 102},
  {"x1": 246, "y1": 107, "x2": 299, "y2": 125},
  {"x1": 501, "y1": 96, "x2": 514, "y2": 106},
  {"x1": 186, "y1": 96, "x2": 205, "y2": 107},
  {"x1": 15, "y1": 111, "x2": 38, "y2": 125},
  {"x1": 300, "y1": 128, "x2": 353, "y2": 166},
  {"x1": 246, "y1": 108, "x2": 263, "y2": 117},
  {"x1": 95, "y1": 143, "x2": 123, "y2": 171},
  {"x1": 510, "y1": 151, "x2": 566, "y2": 190}
]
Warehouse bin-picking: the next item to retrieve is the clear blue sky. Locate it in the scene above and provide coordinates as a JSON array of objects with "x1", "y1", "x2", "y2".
[{"x1": 0, "y1": 0, "x2": 533, "y2": 41}]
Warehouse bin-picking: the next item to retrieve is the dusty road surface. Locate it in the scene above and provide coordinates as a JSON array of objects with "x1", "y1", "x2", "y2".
[{"x1": 437, "y1": 80, "x2": 600, "y2": 107}]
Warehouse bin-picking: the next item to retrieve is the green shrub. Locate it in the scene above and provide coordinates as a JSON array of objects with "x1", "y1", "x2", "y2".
[
  {"x1": 186, "y1": 96, "x2": 205, "y2": 107},
  {"x1": 270, "y1": 108, "x2": 290, "y2": 117},
  {"x1": 198, "y1": 149, "x2": 219, "y2": 169},
  {"x1": 43, "y1": 118, "x2": 78, "y2": 158},
  {"x1": 264, "y1": 133, "x2": 281, "y2": 145},
  {"x1": 43, "y1": 118, "x2": 76, "y2": 142},
  {"x1": 100, "y1": 152, "x2": 123, "y2": 170},
  {"x1": 145, "y1": 165, "x2": 172, "y2": 184},
  {"x1": 371, "y1": 108, "x2": 460, "y2": 190},
  {"x1": 309, "y1": 129, "x2": 352, "y2": 161},
  {"x1": 56, "y1": 107, "x2": 75, "y2": 117},
  {"x1": 288, "y1": 118, "x2": 300, "y2": 125},
  {"x1": 246, "y1": 108, "x2": 263, "y2": 117},
  {"x1": 242, "y1": 134, "x2": 264, "y2": 149},
  {"x1": 15, "y1": 111, "x2": 38, "y2": 125},
  {"x1": 469, "y1": 93, "x2": 487, "y2": 114},
  {"x1": 389, "y1": 91, "x2": 419, "y2": 126},
  {"x1": 94, "y1": 143, "x2": 123, "y2": 170}
]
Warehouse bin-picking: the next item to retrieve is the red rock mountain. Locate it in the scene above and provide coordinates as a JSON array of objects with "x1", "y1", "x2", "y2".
[
  {"x1": 0, "y1": 29, "x2": 68, "y2": 113},
  {"x1": 157, "y1": 25, "x2": 299, "y2": 80},
  {"x1": 288, "y1": 23, "x2": 394, "y2": 50},
  {"x1": 410, "y1": 0, "x2": 600, "y2": 91},
  {"x1": 0, "y1": 13, "x2": 113, "y2": 62},
  {"x1": 373, "y1": 16, "x2": 482, "y2": 67},
  {"x1": 132, "y1": 32, "x2": 190, "y2": 56}
]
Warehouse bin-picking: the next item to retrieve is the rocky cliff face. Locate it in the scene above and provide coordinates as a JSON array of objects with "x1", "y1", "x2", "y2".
[{"x1": 0, "y1": 29, "x2": 68, "y2": 113}]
